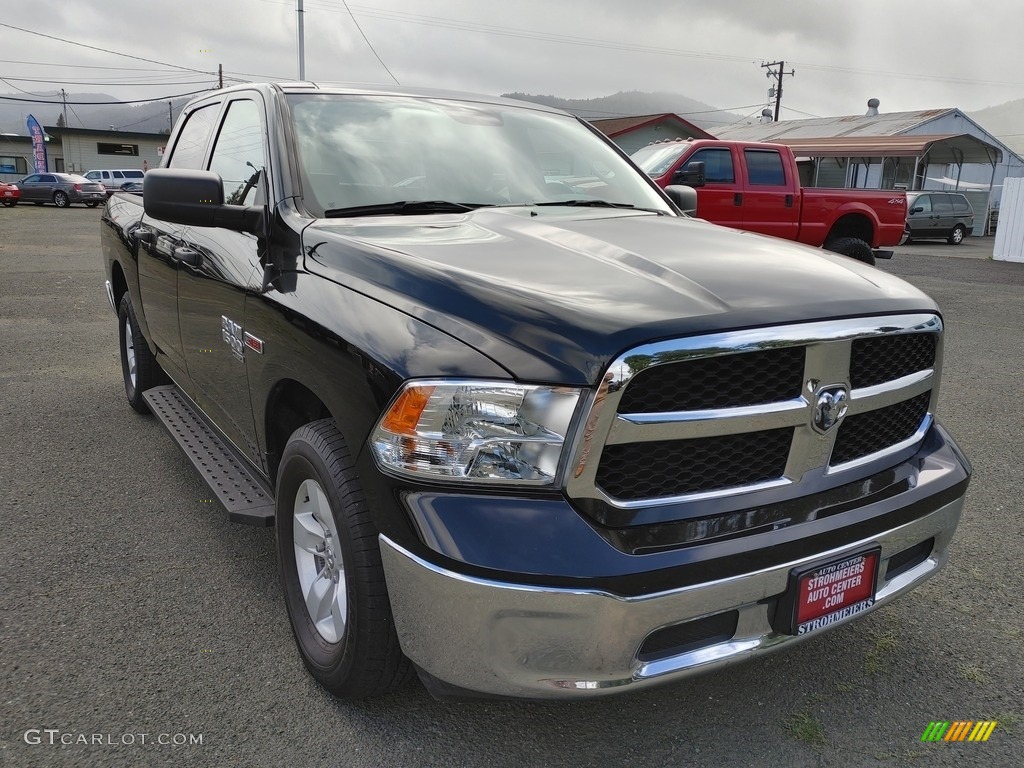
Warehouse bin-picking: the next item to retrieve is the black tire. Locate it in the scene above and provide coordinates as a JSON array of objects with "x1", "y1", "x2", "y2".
[
  {"x1": 1, "y1": 200, "x2": 15, "y2": 207},
  {"x1": 53, "y1": 191, "x2": 70, "y2": 208},
  {"x1": 117, "y1": 293, "x2": 165, "y2": 413},
  {"x1": 276, "y1": 419, "x2": 411, "y2": 699},
  {"x1": 86, "y1": 201, "x2": 100, "y2": 208},
  {"x1": 824, "y1": 236, "x2": 876, "y2": 266},
  {"x1": 948, "y1": 224, "x2": 966, "y2": 245}
]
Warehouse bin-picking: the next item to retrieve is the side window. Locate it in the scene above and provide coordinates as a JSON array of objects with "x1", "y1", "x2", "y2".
[
  {"x1": 85, "y1": 172, "x2": 99, "y2": 181},
  {"x1": 23, "y1": 175, "x2": 40, "y2": 183},
  {"x1": 168, "y1": 103, "x2": 220, "y2": 170},
  {"x1": 41, "y1": 174, "x2": 56, "y2": 183},
  {"x1": 953, "y1": 195, "x2": 971, "y2": 213},
  {"x1": 684, "y1": 148, "x2": 734, "y2": 183},
  {"x1": 744, "y1": 149, "x2": 786, "y2": 186},
  {"x1": 932, "y1": 194, "x2": 953, "y2": 213},
  {"x1": 913, "y1": 195, "x2": 932, "y2": 213},
  {"x1": 208, "y1": 99, "x2": 265, "y2": 206},
  {"x1": 113, "y1": 171, "x2": 125, "y2": 179}
]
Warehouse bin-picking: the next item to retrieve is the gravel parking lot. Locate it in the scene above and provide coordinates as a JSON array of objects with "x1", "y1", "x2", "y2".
[{"x1": 1, "y1": 205, "x2": 1022, "y2": 767}]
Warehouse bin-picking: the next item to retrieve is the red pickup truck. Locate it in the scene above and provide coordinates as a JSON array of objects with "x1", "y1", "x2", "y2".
[{"x1": 632, "y1": 139, "x2": 907, "y2": 265}]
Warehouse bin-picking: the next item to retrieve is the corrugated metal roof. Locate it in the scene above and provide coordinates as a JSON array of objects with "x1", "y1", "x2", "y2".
[
  {"x1": 776, "y1": 134, "x2": 1002, "y2": 164},
  {"x1": 716, "y1": 109, "x2": 956, "y2": 141}
]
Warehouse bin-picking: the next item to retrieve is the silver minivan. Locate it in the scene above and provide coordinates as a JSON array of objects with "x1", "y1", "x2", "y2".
[
  {"x1": 904, "y1": 192, "x2": 975, "y2": 245},
  {"x1": 84, "y1": 169, "x2": 146, "y2": 195}
]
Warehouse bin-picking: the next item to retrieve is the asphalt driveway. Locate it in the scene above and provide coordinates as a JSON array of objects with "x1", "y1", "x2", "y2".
[{"x1": 0, "y1": 208, "x2": 1021, "y2": 767}]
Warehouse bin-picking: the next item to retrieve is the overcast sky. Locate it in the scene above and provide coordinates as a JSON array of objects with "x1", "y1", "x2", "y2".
[{"x1": 2, "y1": 0, "x2": 1022, "y2": 125}]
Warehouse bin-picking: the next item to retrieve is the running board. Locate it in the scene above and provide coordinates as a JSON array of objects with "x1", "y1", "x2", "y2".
[{"x1": 143, "y1": 385, "x2": 275, "y2": 526}]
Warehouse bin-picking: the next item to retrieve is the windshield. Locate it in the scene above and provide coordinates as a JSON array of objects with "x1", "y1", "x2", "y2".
[
  {"x1": 630, "y1": 143, "x2": 691, "y2": 178},
  {"x1": 287, "y1": 94, "x2": 674, "y2": 217}
]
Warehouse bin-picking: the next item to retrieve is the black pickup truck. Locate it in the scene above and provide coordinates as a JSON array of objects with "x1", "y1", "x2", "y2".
[{"x1": 100, "y1": 82, "x2": 971, "y2": 701}]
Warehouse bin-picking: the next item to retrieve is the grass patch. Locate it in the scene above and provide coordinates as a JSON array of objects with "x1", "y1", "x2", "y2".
[
  {"x1": 865, "y1": 630, "x2": 899, "y2": 675},
  {"x1": 786, "y1": 711, "x2": 827, "y2": 746},
  {"x1": 960, "y1": 663, "x2": 990, "y2": 684}
]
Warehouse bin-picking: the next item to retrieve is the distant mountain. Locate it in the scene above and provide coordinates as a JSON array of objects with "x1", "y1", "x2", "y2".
[
  {"x1": 0, "y1": 91, "x2": 191, "y2": 135},
  {"x1": 501, "y1": 90, "x2": 745, "y2": 131},
  {"x1": 970, "y1": 98, "x2": 1024, "y2": 159}
]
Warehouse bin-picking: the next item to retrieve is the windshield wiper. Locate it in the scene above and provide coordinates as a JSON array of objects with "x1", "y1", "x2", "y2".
[
  {"x1": 529, "y1": 199, "x2": 669, "y2": 214},
  {"x1": 532, "y1": 199, "x2": 636, "y2": 209},
  {"x1": 323, "y1": 200, "x2": 478, "y2": 218}
]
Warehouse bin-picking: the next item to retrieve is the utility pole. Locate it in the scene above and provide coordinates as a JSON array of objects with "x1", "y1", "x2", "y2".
[
  {"x1": 168, "y1": 101, "x2": 173, "y2": 131},
  {"x1": 761, "y1": 60, "x2": 795, "y2": 122},
  {"x1": 218, "y1": 63, "x2": 223, "y2": 89},
  {"x1": 297, "y1": 0, "x2": 306, "y2": 80},
  {"x1": 60, "y1": 88, "x2": 68, "y2": 126}
]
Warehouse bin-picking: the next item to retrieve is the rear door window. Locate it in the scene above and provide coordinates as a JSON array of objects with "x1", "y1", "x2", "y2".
[
  {"x1": 743, "y1": 149, "x2": 786, "y2": 186},
  {"x1": 932, "y1": 195, "x2": 953, "y2": 213}
]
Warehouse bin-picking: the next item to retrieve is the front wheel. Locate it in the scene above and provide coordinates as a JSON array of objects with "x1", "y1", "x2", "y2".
[
  {"x1": 117, "y1": 294, "x2": 166, "y2": 413},
  {"x1": 948, "y1": 225, "x2": 966, "y2": 245},
  {"x1": 86, "y1": 201, "x2": 100, "y2": 208},
  {"x1": 53, "y1": 191, "x2": 70, "y2": 208},
  {"x1": 276, "y1": 420, "x2": 410, "y2": 699},
  {"x1": 824, "y1": 236, "x2": 876, "y2": 266}
]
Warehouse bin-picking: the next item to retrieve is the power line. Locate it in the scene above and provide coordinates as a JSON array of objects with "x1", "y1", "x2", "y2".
[
  {"x1": 339, "y1": 0, "x2": 399, "y2": 84},
  {"x1": 0, "y1": 22, "x2": 215, "y2": 76},
  {"x1": 0, "y1": 89, "x2": 213, "y2": 105}
]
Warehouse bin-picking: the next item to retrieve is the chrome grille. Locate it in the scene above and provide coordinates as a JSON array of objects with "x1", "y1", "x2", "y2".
[
  {"x1": 596, "y1": 428, "x2": 792, "y2": 501},
  {"x1": 831, "y1": 391, "x2": 931, "y2": 466},
  {"x1": 850, "y1": 333, "x2": 936, "y2": 388},
  {"x1": 567, "y1": 314, "x2": 942, "y2": 517},
  {"x1": 617, "y1": 346, "x2": 805, "y2": 413}
]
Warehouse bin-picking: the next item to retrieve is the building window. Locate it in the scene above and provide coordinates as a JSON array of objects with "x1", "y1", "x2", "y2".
[
  {"x1": 0, "y1": 156, "x2": 27, "y2": 174},
  {"x1": 97, "y1": 142, "x2": 139, "y2": 156}
]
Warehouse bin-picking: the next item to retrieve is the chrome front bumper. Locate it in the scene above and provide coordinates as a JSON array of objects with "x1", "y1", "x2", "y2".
[{"x1": 380, "y1": 494, "x2": 964, "y2": 699}]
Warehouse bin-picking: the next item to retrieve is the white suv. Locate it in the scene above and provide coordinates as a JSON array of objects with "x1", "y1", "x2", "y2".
[{"x1": 84, "y1": 169, "x2": 146, "y2": 195}]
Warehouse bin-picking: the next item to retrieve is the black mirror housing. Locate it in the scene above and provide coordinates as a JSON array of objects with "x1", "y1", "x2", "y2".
[
  {"x1": 144, "y1": 168, "x2": 261, "y2": 233},
  {"x1": 673, "y1": 161, "x2": 706, "y2": 188}
]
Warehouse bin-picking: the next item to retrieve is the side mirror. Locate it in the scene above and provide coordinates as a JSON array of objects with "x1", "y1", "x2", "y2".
[
  {"x1": 910, "y1": 206, "x2": 924, "y2": 214},
  {"x1": 672, "y1": 161, "x2": 706, "y2": 188},
  {"x1": 144, "y1": 168, "x2": 262, "y2": 233},
  {"x1": 664, "y1": 185, "x2": 698, "y2": 217}
]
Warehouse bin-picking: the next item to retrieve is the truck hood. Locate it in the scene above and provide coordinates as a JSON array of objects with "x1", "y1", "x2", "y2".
[{"x1": 303, "y1": 208, "x2": 937, "y2": 384}]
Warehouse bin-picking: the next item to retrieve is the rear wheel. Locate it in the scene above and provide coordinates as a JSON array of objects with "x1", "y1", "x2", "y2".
[
  {"x1": 53, "y1": 191, "x2": 69, "y2": 208},
  {"x1": 276, "y1": 419, "x2": 411, "y2": 699},
  {"x1": 948, "y1": 224, "x2": 966, "y2": 245},
  {"x1": 824, "y1": 237, "x2": 875, "y2": 266},
  {"x1": 1, "y1": 200, "x2": 15, "y2": 207},
  {"x1": 117, "y1": 294, "x2": 166, "y2": 413},
  {"x1": 86, "y1": 201, "x2": 100, "y2": 208}
]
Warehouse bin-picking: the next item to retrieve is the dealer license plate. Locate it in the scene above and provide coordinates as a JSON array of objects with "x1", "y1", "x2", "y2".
[{"x1": 792, "y1": 549, "x2": 879, "y2": 635}]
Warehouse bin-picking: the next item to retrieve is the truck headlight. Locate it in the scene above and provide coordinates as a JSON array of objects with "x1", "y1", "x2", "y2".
[{"x1": 370, "y1": 381, "x2": 582, "y2": 485}]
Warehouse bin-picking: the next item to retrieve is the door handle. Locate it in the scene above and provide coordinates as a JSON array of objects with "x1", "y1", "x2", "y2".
[
  {"x1": 734, "y1": 193, "x2": 743, "y2": 206},
  {"x1": 785, "y1": 194, "x2": 794, "y2": 208},
  {"x1": 171, "y1": 246, "x2": 202, "y2": 267}
]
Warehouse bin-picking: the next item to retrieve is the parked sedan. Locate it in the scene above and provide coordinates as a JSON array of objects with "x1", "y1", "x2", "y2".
[
  {"x1": 17, "y1": 173, "x2": 106, "y2": 208},
  {"x1": 0, "y1": 180, "x2": 19, "y2": 206}
]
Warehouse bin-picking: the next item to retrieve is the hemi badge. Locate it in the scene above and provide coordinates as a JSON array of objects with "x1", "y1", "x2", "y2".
[{"x1": 243, "y1": 332, "x2": 264, "y2": 355}]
